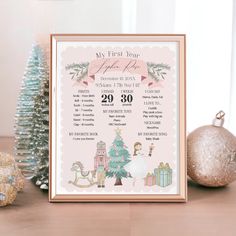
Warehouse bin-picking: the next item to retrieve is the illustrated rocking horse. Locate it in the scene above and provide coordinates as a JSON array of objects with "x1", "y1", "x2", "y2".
[{"x1": 69, "y1": 161, "x2": 97, "y2": 188}]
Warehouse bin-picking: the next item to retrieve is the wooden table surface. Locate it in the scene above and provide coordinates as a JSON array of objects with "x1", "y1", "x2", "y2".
[{"x1": 1, "y1": 137, "x2": 236, "y2": 236}]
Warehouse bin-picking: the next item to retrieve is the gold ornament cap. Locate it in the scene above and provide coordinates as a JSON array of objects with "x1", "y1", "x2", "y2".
[{"x1": 212, "y1": 110, "x2": 225, "y2": 127}]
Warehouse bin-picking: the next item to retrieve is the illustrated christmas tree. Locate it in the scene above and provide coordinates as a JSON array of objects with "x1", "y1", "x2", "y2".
[
  {"x1": 106, "y1": 128, "x2": 131, "y2": 185},
  {"x1": 31, "y1": 77, "x2": 49, "y2": 189},
  {"x1": 15, "y1": 45, "x2": 49, "y2": 179}
]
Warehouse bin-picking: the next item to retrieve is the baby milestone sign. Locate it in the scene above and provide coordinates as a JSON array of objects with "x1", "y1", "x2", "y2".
[{"x1": 50, "y1": 34, "x2": 186, "y2": 202}]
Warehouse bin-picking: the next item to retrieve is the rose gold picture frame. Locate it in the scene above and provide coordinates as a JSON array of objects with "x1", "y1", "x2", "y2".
[{"x1": 49, "y1": 34, "x2": 186, "y2": 202}]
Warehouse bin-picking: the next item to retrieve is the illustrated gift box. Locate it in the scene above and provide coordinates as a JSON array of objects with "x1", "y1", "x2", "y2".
[
  {"x1": 154, "y1": 163, "x2": 172, "y2": 187},
  {"x1": 145, "y1": 173, "x2": 156, "y2": 186}
]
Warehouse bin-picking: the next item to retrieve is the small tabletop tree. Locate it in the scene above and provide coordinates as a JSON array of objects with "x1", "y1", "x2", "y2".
[
  {"x1": 106, "y1": 128, "x2": 131, "y2": 185},
  {"x1": 31, "y1": 78, "x2": 49, "y2": 189},
  {"x1": 15, "y1": 45, "x2": 48, "y2": 179}
]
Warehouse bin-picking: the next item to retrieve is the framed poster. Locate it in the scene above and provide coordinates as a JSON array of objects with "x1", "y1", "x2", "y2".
[{"x1": 50, "y1": 34, "x2": 186, "y2": 202}]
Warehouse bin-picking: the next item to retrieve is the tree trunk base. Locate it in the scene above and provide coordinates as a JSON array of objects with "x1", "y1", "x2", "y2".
[{"x1": 114, "y1": 178, "x2": 122, "y2": 186}]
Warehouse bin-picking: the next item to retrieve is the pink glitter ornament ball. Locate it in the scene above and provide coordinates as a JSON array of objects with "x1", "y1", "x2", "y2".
[{"x1": 187, "y1": 111, "x2": 236, "y2": 187}]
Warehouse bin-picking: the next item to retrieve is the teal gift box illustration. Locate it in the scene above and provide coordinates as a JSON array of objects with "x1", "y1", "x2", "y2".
[{"x1": 154, "y1": 162, "x2": 172, "y2": 187}]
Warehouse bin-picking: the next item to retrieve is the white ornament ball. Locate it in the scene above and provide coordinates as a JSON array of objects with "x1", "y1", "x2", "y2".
[{"x1": 187, "y1": 111, "x2": 236, "y2": 187}]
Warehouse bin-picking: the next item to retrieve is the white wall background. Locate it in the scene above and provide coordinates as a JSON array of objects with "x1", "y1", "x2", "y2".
[
  {"x1": 0, "y1": 0, "x2": 122, "y2": 136},
  {"x1": 0, "y1": 0, "x2": 235, "y2": 136},
  {"x1": 175, "y1": 0, "x2": 233, "y2": 133},
  {"x1": 121, "y1": 0, "x2": 176, "y2": 33}
]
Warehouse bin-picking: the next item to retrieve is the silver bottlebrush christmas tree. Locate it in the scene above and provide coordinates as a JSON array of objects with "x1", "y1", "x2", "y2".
[
  {"x1": 31, "y1": 78, "x2": 49, "y2": 190},
  {"x1": 15, "y1": 45, "x2": 49, "y2": 184}
]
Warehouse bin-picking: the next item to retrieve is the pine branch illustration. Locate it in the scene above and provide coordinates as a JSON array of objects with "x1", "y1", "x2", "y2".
[
  {"x1": 65, "y1": 62, "x2": 89, "y2": 82},
  {"x1": 147, "y1": 62, "x2": 171, "y2": 83}
]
